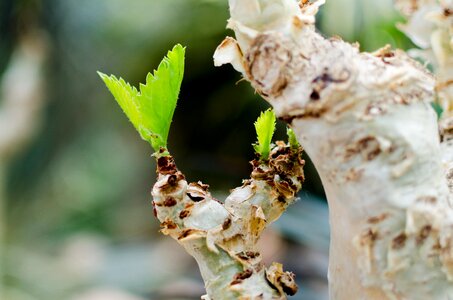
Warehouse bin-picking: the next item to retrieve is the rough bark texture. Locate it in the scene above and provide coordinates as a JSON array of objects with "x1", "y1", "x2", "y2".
[
  {"x1": 395, "y1": 0, "x2": 453, "y2": 200},
  {"x1": 151, "y1": 143, "x2": 304, "y2": 299},
  {"x1": 214, "y1": 0, "x2": 453, "y2": 299},
  {"x1": 395, "y1": 0, "x2": 452, "y2": 118}
]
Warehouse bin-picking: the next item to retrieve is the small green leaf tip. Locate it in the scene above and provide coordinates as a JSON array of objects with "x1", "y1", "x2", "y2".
[
  {"x1": 253, "y1": 109, "x2": 276, "y2": 160},
  {"x1": 98, "y1": 44, "x2": 185, "y2": 153},
  {"x1": 287, "y1": 128, "x2": 299, "y2": 149}
]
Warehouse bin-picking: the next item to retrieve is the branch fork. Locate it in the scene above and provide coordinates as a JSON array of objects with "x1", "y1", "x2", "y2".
[{"x1": 152, "y1": 143, "x2": 304, "y2": 299}]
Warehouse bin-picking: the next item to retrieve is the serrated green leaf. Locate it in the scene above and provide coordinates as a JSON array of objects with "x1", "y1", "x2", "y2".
[
  {"x1": 253, "y1": 109, "x2": 276, "y2": 160},
  {"x1": 98, "y1": 44, "x2": 185, "y2": 153},
  {"x1": 98, "y1": 73, "x2": 141, "y2": 132},
  {"x1": 287, "y1": 128, "x2": 299, "y2": 149}
]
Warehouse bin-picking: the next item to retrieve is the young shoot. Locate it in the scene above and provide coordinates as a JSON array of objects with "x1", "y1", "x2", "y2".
[
  {"x1": 287, "y1": 127, "x2": 300, "y2": 150},
  {"x1": 253, "y1": 109, "x2": 276, "y2": 160},
  {"x1": 98, "y1": 44, "x2": 185, "y2": 155}
]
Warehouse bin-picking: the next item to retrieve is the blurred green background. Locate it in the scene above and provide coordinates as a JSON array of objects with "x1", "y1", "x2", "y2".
[{"x1": 0, "y1": 0, "x2": 413, "y2": 299}]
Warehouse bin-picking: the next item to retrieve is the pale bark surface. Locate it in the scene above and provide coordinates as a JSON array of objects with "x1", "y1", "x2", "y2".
[
  {"x1": 395, "y1": 0, "x2": 452, "y2": 118},
  {"x1": 215, "y1": 0, "x2": 453, "y2": 299},
  {"x1": 151, "y1": 143, "x2": 304, "y2": 299},
  {"x1": 395, "y1": 0, "x2": 453, "y2": 198}
]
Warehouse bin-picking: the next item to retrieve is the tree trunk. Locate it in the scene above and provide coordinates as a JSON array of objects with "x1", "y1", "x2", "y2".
[{"x1": 215, "y1": 0, "x2": 453, "y2": 299}]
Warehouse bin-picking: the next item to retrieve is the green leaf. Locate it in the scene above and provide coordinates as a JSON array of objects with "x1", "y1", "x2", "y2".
[
  {"x1": 98, "y1": 73, "x2": 141, "y2": 132},
  {"x1": 287, "y1": 128, "x2": 299, "y2": 149},
  {"x1": 253, "y1": 109, "x2": 276, "y2": 160},
  {"x1": 98, "y1": 44, "x2": 185, "y2": 153}
]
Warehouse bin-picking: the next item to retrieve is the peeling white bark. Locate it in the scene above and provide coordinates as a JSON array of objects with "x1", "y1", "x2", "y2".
[
  {"x1": 151, "y1": 143, "x2": 304, "y2": 299},
  {"x1": 395, "y1": 0, "x2": 453, "y2": 202},
  {"x1": 395, "y1": 0, "x2": 452, "y2": 119},
  {"x1": 215, "y1": 0, "x2": 453, "y2": 299}
]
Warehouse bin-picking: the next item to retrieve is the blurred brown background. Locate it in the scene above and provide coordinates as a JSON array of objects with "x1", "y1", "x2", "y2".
[{"x1": 0, "y1": 0, "x2": 413, "y2": 299}]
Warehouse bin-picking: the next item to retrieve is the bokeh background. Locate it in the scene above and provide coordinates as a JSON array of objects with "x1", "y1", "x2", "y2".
[{"x1": 0, "y1": 1, "x2": 414, "y2": 299}]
